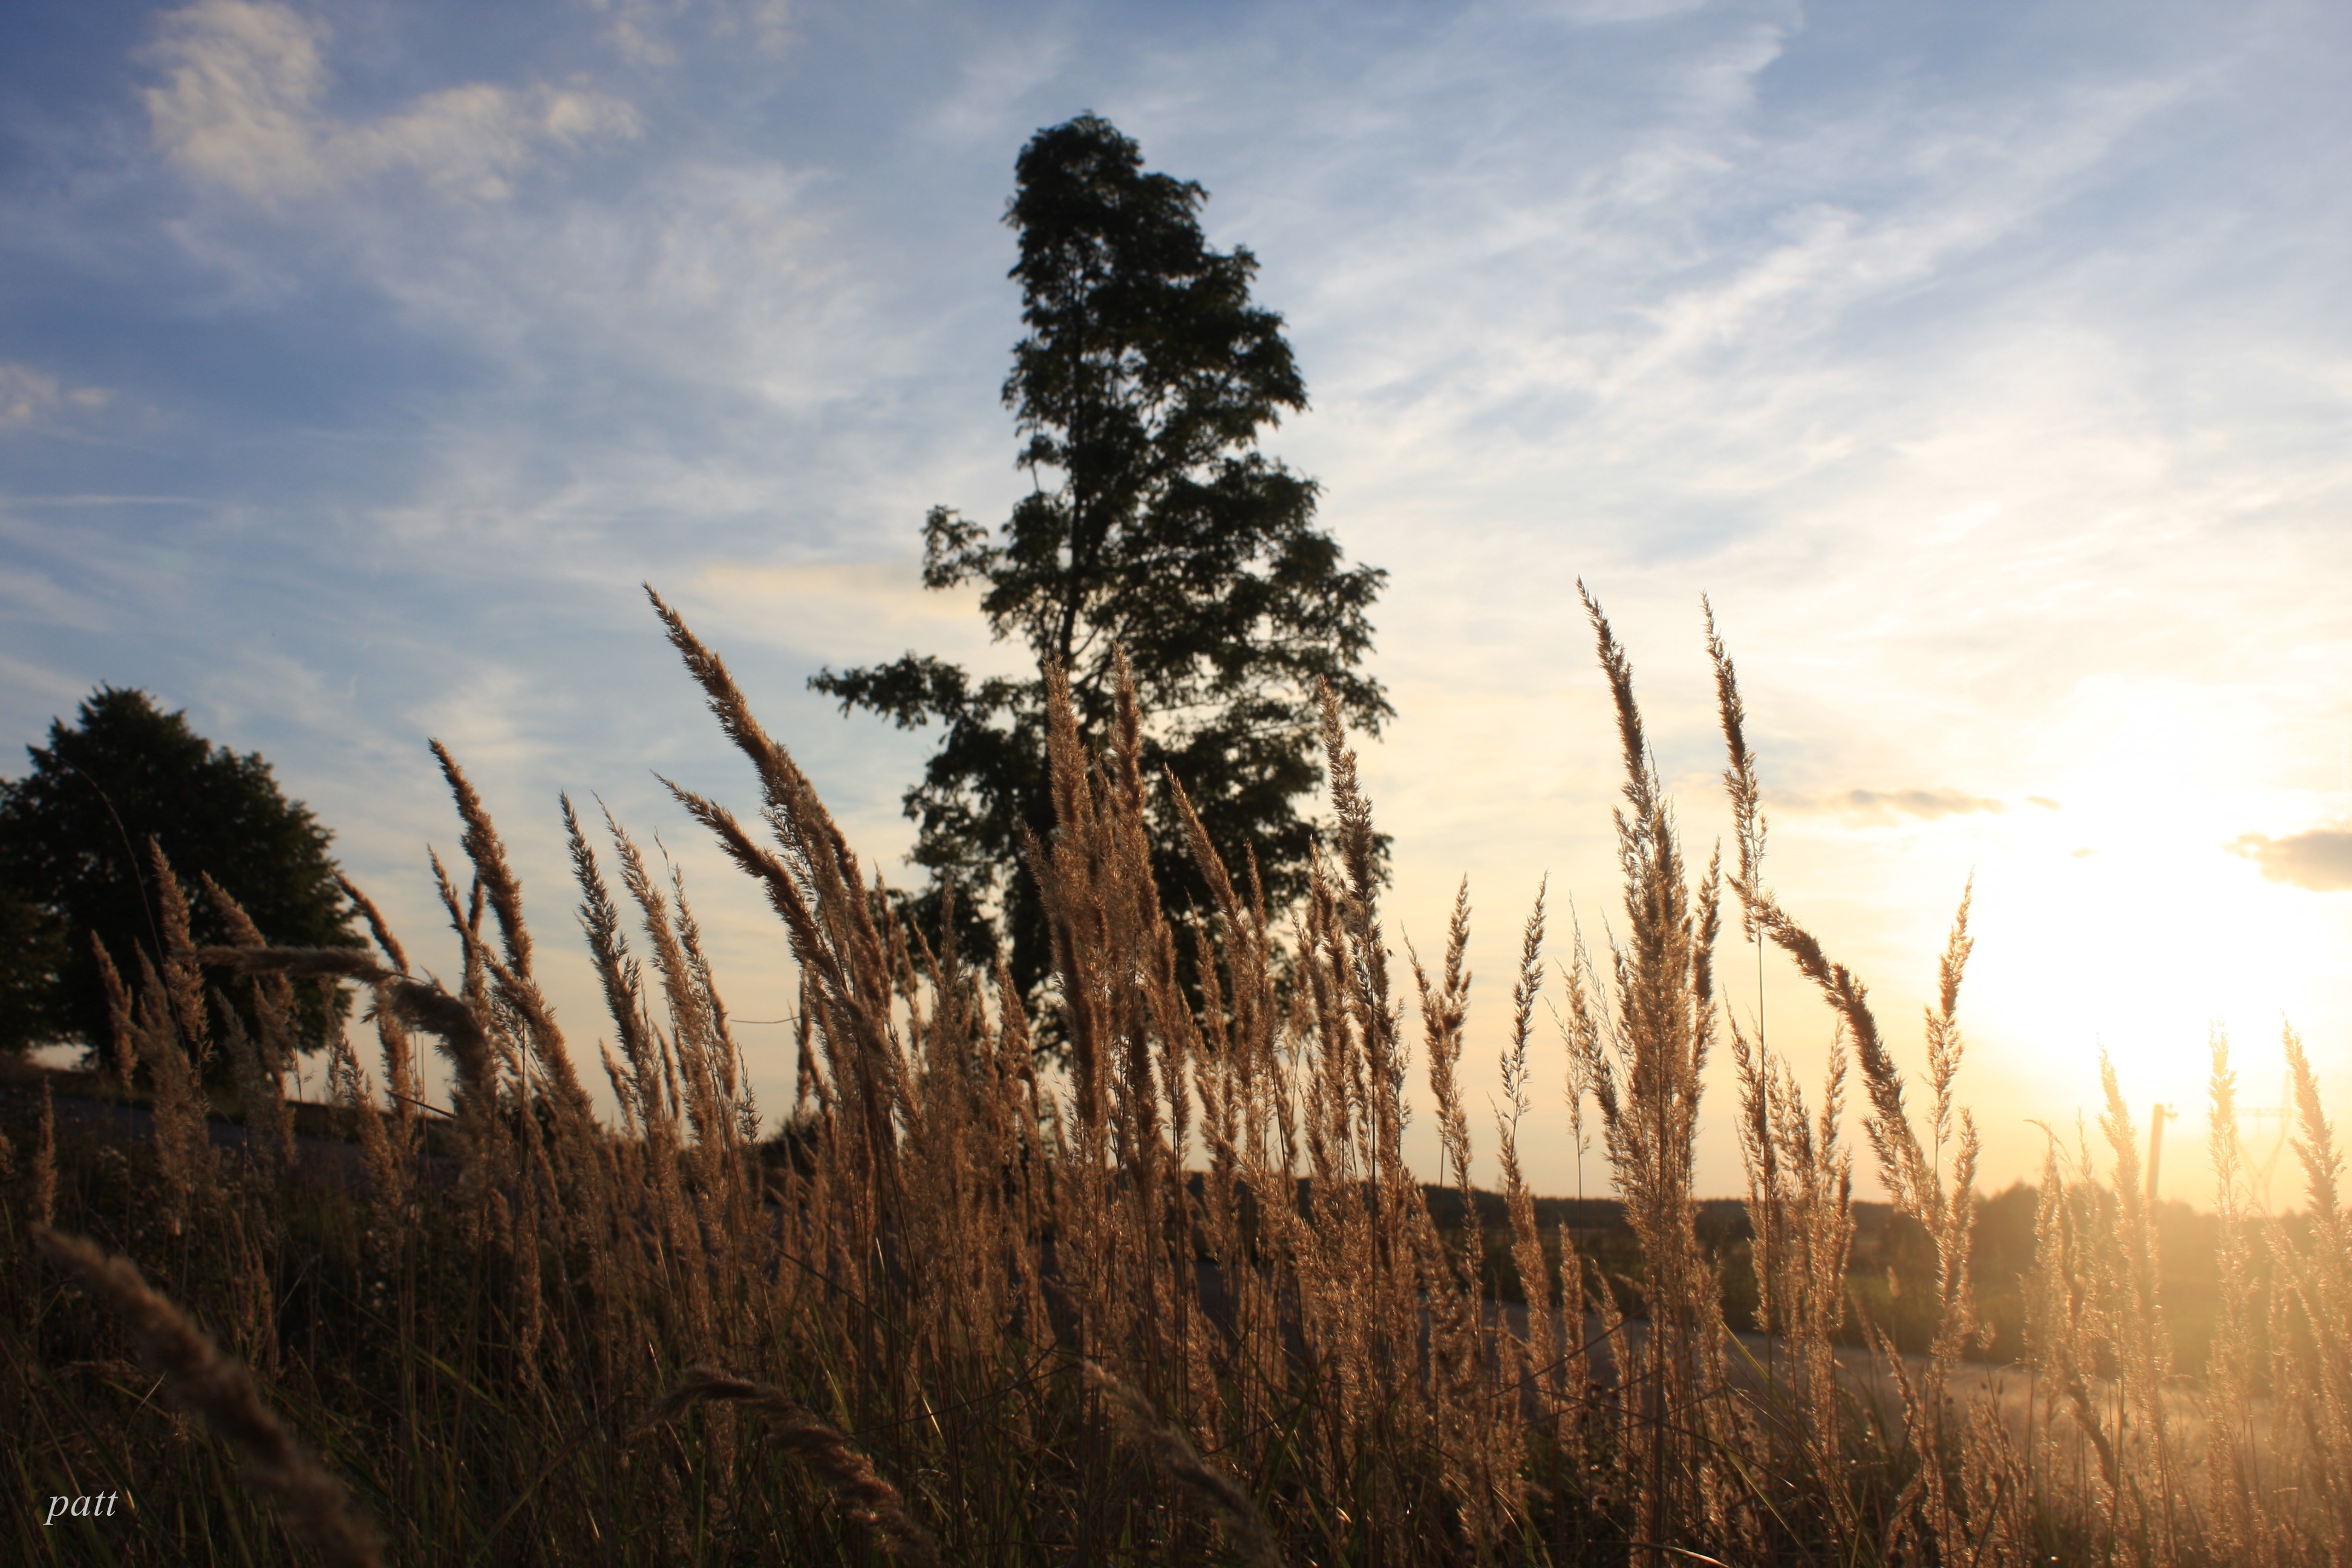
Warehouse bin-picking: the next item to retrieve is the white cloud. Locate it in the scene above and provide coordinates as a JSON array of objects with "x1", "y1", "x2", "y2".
[
  {"x1": 143, "y1": 0, "x2": 640, "y2": 202},
  {"x1": 0, "y1": 364, "x2": 111, "y2": 430},
  {"x1": 577, "y1": 0, "x2": 795, "y2": 66}
]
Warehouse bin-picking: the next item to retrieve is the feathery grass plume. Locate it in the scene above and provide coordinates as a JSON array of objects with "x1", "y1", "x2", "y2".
[
  {"x1": 1320, "y1": 672, "x2": 1436, "y2": 1492},
  {"x1": 1573, "y1": 581, "x2": 1729, "y2": 1554},
  {"x1": 1412, "y1": 881, "x2": 1478, "y2": 1329},
  {"x1": 670, "y1": 855, "x2": 759, "y2": 1144},
  {"x1": 136, "y1": 848, "x2": 225, "y2": 1228},
  {"x1": 594, "y1": 813, "x2": 699, "y2": 1085},
  {"x1": 430, "y1": 746, "x2": 598, "y2": 1168},
  {"x1": 336, "y1": 873, "x2": 410, "y2": 976},
  {"x1": 1557, "y1": 913, "x2": 1638, "y2": 1478},
  {"x1": 2203, "y1": 1028, "x2": 2264, "y2": 1565},
  {"x1": 560, "y1": 797, "x2": 685, "y2": 1330},
  {"x1": 194, "y1": 946, "x2": 505, "y2": 1204},
  {"x1": 430, "y1": 737, "x2": 533, "y2": 979},
  {"x1": 30, "y1": 1224, "x2": 387, "y2": 1568},
  {"x1": 1108, "y1": 655, "x2": 1186, "y2": 1184},
  {"x1": 1549, "y1": 953, "x2": 1602, "y2": 1480},
  {"x1": 1710, "y1": 600, "x2": 2000, "y2": 1549},
  {"x1": 1903, "y1": 887, "x2": 1987, "y2": 1561},
  {"x1": 374, "y1": 993, "x2": 422, "y2": 1140},
  {"x1": 1408, "y1": 877, "x2": 1508, "y2": 1536},
  {"x1": 1709, "y1": 589, "x2": 1788, "y2": 1450},
  {"x1": 425, "y1": 851, "x2": 514, "y2": 1209},
  {"x1": 198, "y1": 874, "x2": 302, "y2": 1069},
  {"x1": 566, "y1": 795, "x2": 670, "y2": 1140},
  {"x1": 123, "y1": 943, "x2": 212, "y2": 1235},
  {"x1": 336, "y1": 876, "x2": 425, "y2": 1140},
  {"x1": 2284, "y1": 1024, "x2": 2342, "y2": 1226},
  {"x1": 1727, "y1": 1010, "x2": 1858, "y2": 1529},
  {"x1": 1699, "y1": 629, "x2": 1936, "y2": 1223},
  {"x1": 1084, "y1": 1359, "x2": 1285, "y2": 1568},
  {"x1": 2098, "y1": 1051, "x2": 2180, "y2": 1566},
  {"x1": 2278, "y1": 1023, "x2": 2352, "y2": 1557},
  {"x1": 1168, "y1": 763, "x2": 1296, "y2": 1473},
  {"x1": 647, "y1": 585, "x2": 907, "y2": 1207},
  {"x1": 604, "y1": 812, "x2": 737, "y2": 1199},
  {"x1": 1726, "y1": 1010, "x2": 1782, "y2": 1341},
  {"x1": 430, "y1": 847, "x2": 488, "y2": 999},
  {"x1": 2025, "y1": 1129, "x2": 2125, "y2": 1531},
  {"x1": 33, "y1": 1079, "x2": 56, "y2": 1226},
  {"x1": 1028, "y1": 655, "x2": 1200, "y2": 1396},
  {"x1": 91, "y1": 930, "x2": 139, "y2": 1093},
  {"x1": 1734, "y1": 890, "x2": 1924, "y2": 1212},
  {"x1": 198, "y1": 875, "x2": 302, "y2": 1175},
  {"x1": 1024, "y1": 658, "x2": 1138, "y2": 1371},
  {"x1": 194, "y1": 946, "x2": 482, "y2": 1062},
  {"x1": 148, "y1": 840, "x2": 215, "y2": 1072},
  {"x1": 633, "y1": 1364, "x2": 942, "y2": 1568},
  {"x1": 218, "y1": 1001, "x2": 295, "y2": 1177},
  {"x1": 1033, "y1": 659, "x2": 1112, "y2": 1141},
  {"x1": 1294, "y1": 854, "x2": 1370, "y2": 1434},
  {"x1": 791, "y1": 976, "x2": 823, "y2": 1118},
  {"x1": 1315, "y1": 675, "x2": 1410, "y2": 1198},
  {"x1": 1499, "y1": 883, "x2": 1552, "y2": 1411},
  {"x1": 323, "y1": 1018, "x2": 409, "y2": 1256},
  {"x1": 1485, "y1": 884, "x2": 1558, "y2": 1533},
  {"x1": 1704, "y1": 596, "x2": 1767, "y2": 946}
]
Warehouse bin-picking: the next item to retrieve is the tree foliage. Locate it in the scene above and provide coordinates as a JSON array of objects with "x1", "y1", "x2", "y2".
[
  {"x1": 813, "y1": 114, "x2": 1389, "y2": 996},
  {"x1": 0, "y1": 687, "x2": 357, "y2": 1060}
]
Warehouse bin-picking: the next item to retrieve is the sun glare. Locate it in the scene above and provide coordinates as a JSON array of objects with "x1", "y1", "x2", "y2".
[{"x1": 1953, "y1": 678, "x2": 2339, "y2": 1191}]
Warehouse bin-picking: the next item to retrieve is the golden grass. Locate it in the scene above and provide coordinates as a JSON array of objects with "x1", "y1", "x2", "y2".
[
  {"x1": 633, "y1": 1364, "x2": 944, "y2": 1568},
  {"x1": 4, "y1": 584, "x2": 2347, "y2": 1565},
  {"x1": 28, "y1": 1223, "x2": 386, "y2": 1568}
]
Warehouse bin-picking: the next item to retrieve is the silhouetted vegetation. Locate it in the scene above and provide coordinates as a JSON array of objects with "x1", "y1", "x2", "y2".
[
  {"x1": 0, "y1": 686, "x2": 355, "y2": 1063},
  {"x1": 814, "y1": 116, "x2": 1388, "y2": 1002},
  {"x1": 8, "y1": 595, "x2": 2347, "y2": 1566}
]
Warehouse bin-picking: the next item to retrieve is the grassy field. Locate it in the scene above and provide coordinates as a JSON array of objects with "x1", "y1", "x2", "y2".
[{"x1": 5, "y1": 585, "x2": 2347, "y2": 1565}]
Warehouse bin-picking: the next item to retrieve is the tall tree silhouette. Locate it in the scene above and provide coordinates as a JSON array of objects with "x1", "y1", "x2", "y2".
[{"x1": 815, "y1": 114, "x2": 1388, "y2": 998}]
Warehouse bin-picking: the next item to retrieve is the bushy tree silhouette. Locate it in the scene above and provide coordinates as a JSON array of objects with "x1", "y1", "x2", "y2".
[{"x1": 0, "y1": 687, "x2": 356, "y2": 1062}]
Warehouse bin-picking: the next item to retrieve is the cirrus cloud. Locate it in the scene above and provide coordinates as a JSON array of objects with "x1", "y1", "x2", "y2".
[
  {"x1": 1785, "y1": 787, "x2": 2011, "y2": 822},
  {"x1": 0, "y1": 365, "x2": 111, "y2": 431},
  {"x1": 143, "y1": 0, "x2": 639, "y2": 203}
]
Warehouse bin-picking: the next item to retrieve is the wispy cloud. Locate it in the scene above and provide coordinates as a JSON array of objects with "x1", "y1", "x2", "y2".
[
  {"x1": 144, "y1": 0, "x2": 639, "y2": 202},
  {"x1": 0, "y1": 364, "x2": 111, "y2": 430},
  {"x1": 1788, "y1": 788, "x2": 2010, "y2": 822},
  {"x1": 2232, "y1": 826, "x2": 2352, "y2": 892},
  {"x1": 581, "y1": 0, "x2": 796, "y2": 67}
]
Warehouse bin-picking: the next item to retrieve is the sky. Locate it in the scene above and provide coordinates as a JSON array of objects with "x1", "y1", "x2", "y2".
[{"x1": 4, "y1": 0, "x2": 2348, "y2": 1207}]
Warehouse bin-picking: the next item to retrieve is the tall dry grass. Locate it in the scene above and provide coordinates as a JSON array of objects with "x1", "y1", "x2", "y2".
[{"x1": 4, "y1": 583, "x2": 2346, "y2": 1565}]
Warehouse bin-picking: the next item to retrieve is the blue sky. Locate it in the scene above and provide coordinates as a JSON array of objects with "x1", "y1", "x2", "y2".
[{"x1": 5, "y1": 0, "x2": 2348, "y2": 1201}]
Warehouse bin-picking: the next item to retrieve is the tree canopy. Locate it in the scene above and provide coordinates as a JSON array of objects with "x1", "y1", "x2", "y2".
[
  {"x1": 813, "y1": 114, "x2": 1389, "y2": 996},
  {"x1": 0, "y1": 686, "x2": 357, "y2": 1059}
]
